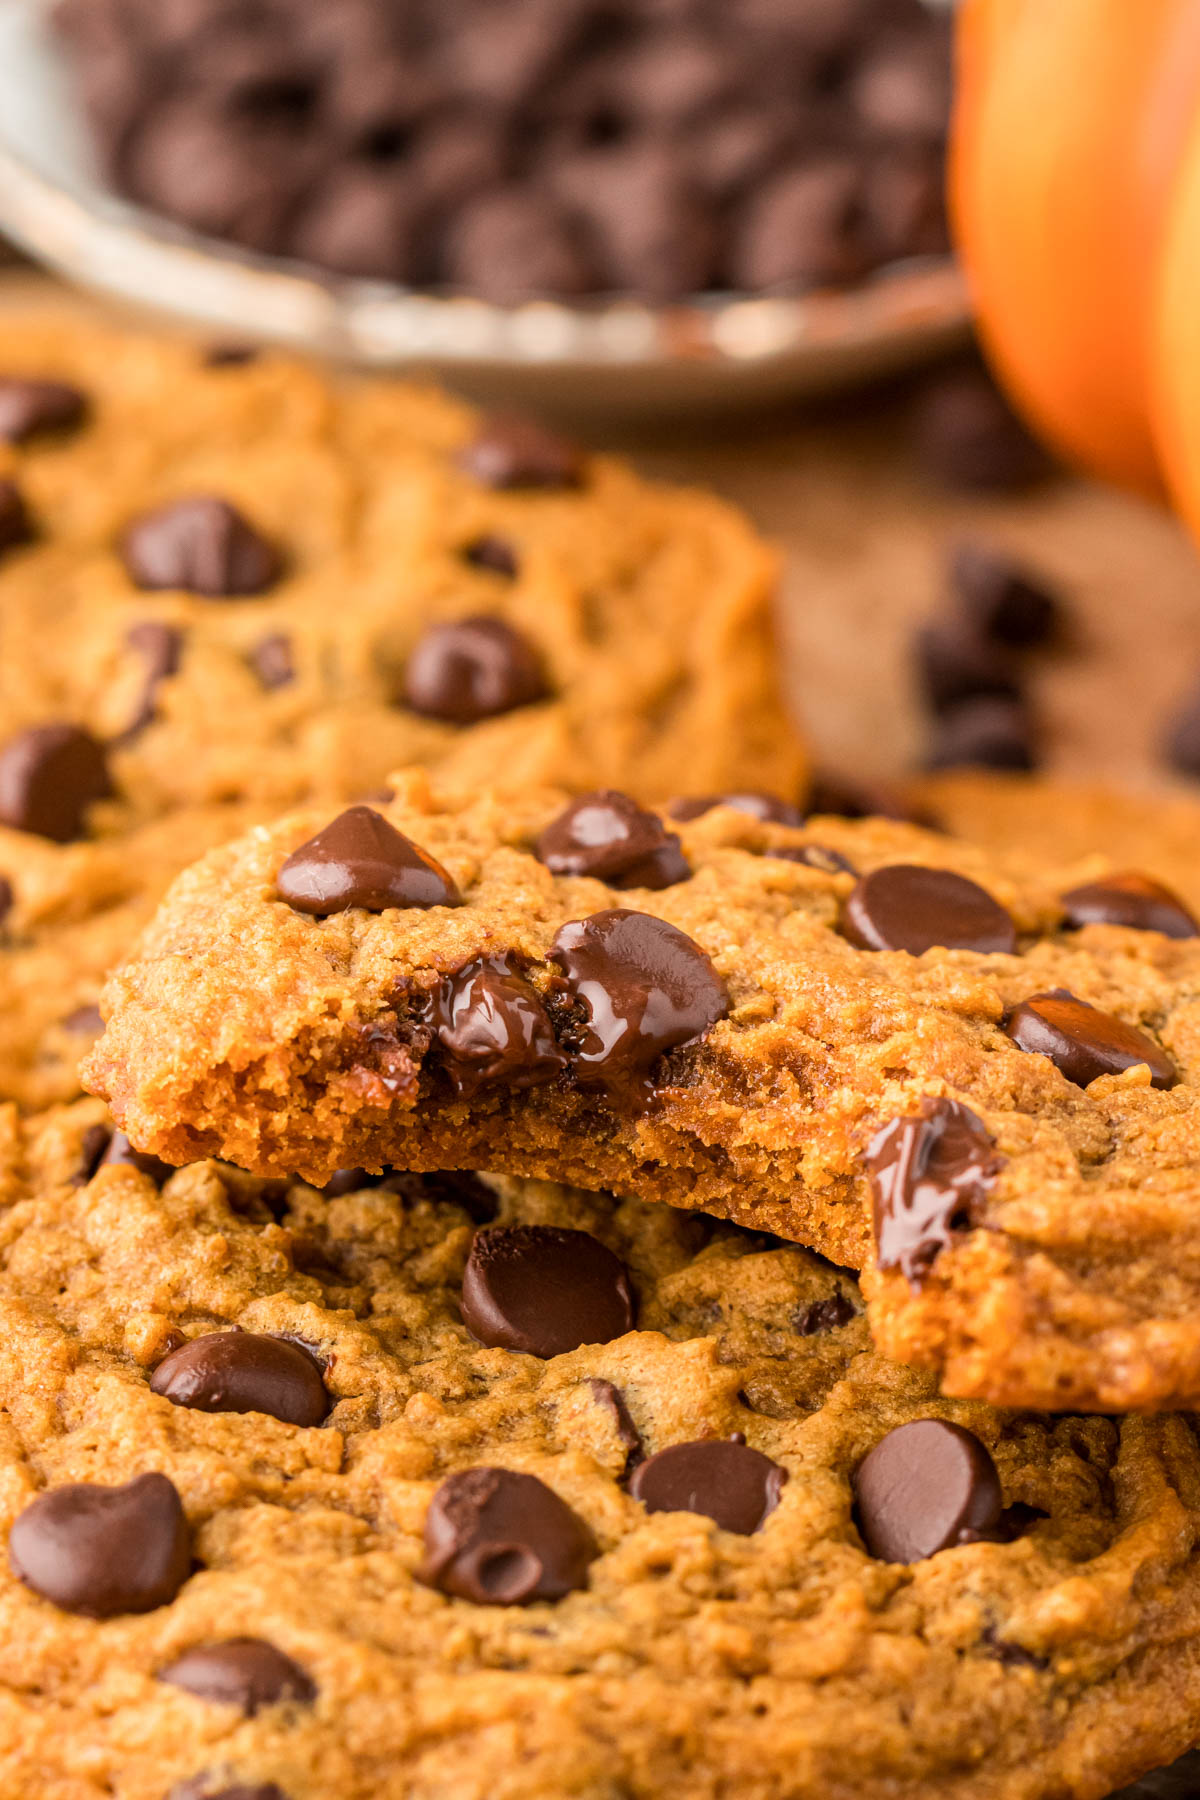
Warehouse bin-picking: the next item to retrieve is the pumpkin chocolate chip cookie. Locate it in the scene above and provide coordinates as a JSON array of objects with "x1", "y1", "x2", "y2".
[
  {"x1": 1, "y1": 1100, "x2": 1199, "y2": 1798},
  {"x1": 85, "y1": 772, "x2": 1200, "y2": 1413}
]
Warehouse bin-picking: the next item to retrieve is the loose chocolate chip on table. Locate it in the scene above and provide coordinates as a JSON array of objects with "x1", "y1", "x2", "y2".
[
  {"x1": 868, "y1": 1097, "x2": 1002, "y2": 1283},
  {"x1": 425, "y1": 953, "x2": 567, "y2": 1096},
  {"x1": 667, "y1": 792, "x2": 805, "y2": 827},
  {"x1": 588, "y1": 1378, "x2": 642, "y2": 1470},
  {"x1": 0, "y1": 723, "x2": 112, "y2": 842},
  {"x1": 458, "y1": 415, "x2": 584, "y2": 490},
  {"x1": 150, "y1": 1331, "x2": 330, "y2": 1426},
  {"x1": 950, "y1": 541, "x2": 1062, "y2": 648},
  {"x1": 1004, "y1": 989, "x2": 1176, "y2": 1089},
  {"x1": 247, "y1": 631, "x2": 295, "y2": 690},
  {"x1": 421, "y1": 1466, "x2": 596, "y2": 1604},
  {"x1": 463, "y1": 534, "x2": 519, "y2": 578},
  {"x1": 537, "y1": 791, "x2": 689, "y2": 889},
  {"x1": 769, "y1": 843, "x2": 858, "y2": 875},
  {"x1": 121, "y1": 495, "x2": 282, "y2": 597},
  {"x1": 630, "y1": 1436, "x2": 787, "y2": 1534},
  {"x1": 277, "y1": 806, "x2": 462, "y2": 916},
  {"x1": 0, "y1": 377, "x2": 86, "y2": 443},
  {"x1": 925, "y1": 697, "x2": 1037, "y2": 773},
  {"x1": 9, "y1": 1471, "x2": 191, "y2": 1617},
  {"x1": 159, "y1": 1638, "x2": 316, "y2": 1715},
  {"x1": 73, "y1": 1121, "x2": 113, "y2": 1186},
  {"x1": 0, "y1": 478, "x2": 33, "y2": 555},
  {"x1": 842, "y1": 865, "x2": 1017, "y2": 955},
  {"x1": 913, "y1": 621, "x2": 1022, "y2": 715},
  {"x1": 116, "y1": 620, "x2": 184, "y2": 743},
  {"x1": 100, "y1": 1128, "x2": 175, "y2": 1186},
  {"x1": 794, "y1": 1292, "x2": 857, "y2": 1336},
  {"x1": 462, "y1": 1225, "x2": 635, "y2": 1358},
  {"x1": 1060, "y1": 873, "x2": 1198, "y2": 940},
  {"x1": 402, "y1": 616, "x2": 548, "y2": 723},
  {"x1": 853, "y1": 1419, "x2": 1005, "y2": 1563},
  {"x1": 548, "y1": 908, "x2": 729, "y2": 1096}
]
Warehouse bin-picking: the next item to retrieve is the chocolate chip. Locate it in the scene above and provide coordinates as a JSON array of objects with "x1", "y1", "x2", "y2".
[
  {"x1": 276, "y1": 806, "x2": 462, "y2": 916},
  {"x1": 463, "y1": 535, "x2": 519, "y2": 578},
  {"x1": 247, "y1": 631, "x2": 295, "y2": 690},
  {"x1": 425, "y1": 953, "x2": 567, "y2": 1097},
  {"x1": 421, "y1": 1467, "x2": 596, "y2": 1604},
  {"x1": 73, "y1": 1121, "x2": 113, "y2": 1186},
  {"x1": 203, "y1": 343, "x2": 261, "y2": 368},
  {"x1": 443, "y1": 189, "x2": 599, "y2": 303},
  {"x1": 159, "y1": 1638, "x2": 316, "y2": 1714},
  {"x1": 588, "y1": 1378, "x2": 642, "y2": 1470},
  {"x1": 913, "y1": 621, "x2": 1022, "y2": 715},
  {"x1": 667, "y1": 792, "x2": 805, "y2": 827},
  {"x1": 794, "y1": 1292, "x2": 856, "y2": 1335},
  {"x1": 0, "y1": 724, "x2": 112, "y2": 842},
  {"x1": 458, "y1": 416, "x2": 584, "y2": 490},
  {"x1": 169, "y1": 1781, "x2": 290, "y2": 1800},
  {"x1": 1060, "y1": 873, "x2": 1198, "y2": 940},
  {"x1": 116, "y1": 620, "x2": 184, "y2": 743},
  {"x1": 0, "y1": 478, "x2": 33, "y2": 556},
  {"x1": 0, "y1": 873, "x2": 14, "y2": 930},
  {"x1": 731, "y1": 157, "x2": 873, "y2": 292},
  {"x1": 150, "y1": 1331, "x2": 330, "y2": 1426},
  {"x1": 462, "y1": 1226, "x2": 635, "y2": 1358},
  {"x1": 9, "y1": 1472, "x2": 191, "y2": 1617},
  {"x1": 769, "y1": 843, "x2": 858, "y2": 875},
  {"x1": 548, "y1": 908, "x2": 729, "y2": 1096},
  {"x1": 100, "y1": 1129, "x2": 175, "y2": 1186},
  {"x1": 121, "y1": 496, "x2": 282, "y2": 597},
  {"x1": 949, "y1": 542, "x2": 1062, "y2": 648},
  {"x1": 912, "y1": 366, "x2": 1053, "y2": 494},
  {"x1": 0, "y1": 377, "x2": 86, "y2": 443},
  {"x1": 536, "y1": 792, "x2": 689, "y2": 889},
  {"x1": 868, "y1": 1098, "x2": 1001, "y2": 1283},
  {"x1": 924, "y1": 698, "x2": 1037, "y2": 773},
  {"x1": 402, "y1": 616, "x2": 548, "y2": 723},
  {"x1": 630, "y1": 1436, "x2": 787, "y2": 1534},
  {"x1": 853, "y1": 1419, "x2": 1004, "y2": 1563},
  {"x1": 842, "y1": 865, "x2": 1017, "y2": 955},
  {"x1": 1003, "y1": 989, "x2": 1175, "y2": 1090}
]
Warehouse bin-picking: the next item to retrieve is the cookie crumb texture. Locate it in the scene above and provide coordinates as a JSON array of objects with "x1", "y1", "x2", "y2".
[
  {"x1": 1, "y1": 1102, "x2": 1199, "y2": 1799},
  {"x1": 86, "y1": 777, "x2": 1200, "y2": 1414}
]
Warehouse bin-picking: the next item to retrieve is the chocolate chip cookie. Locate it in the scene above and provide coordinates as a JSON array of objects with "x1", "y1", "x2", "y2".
[
  {"x1": 1, "y1": 1099, "x2": 1199, "y2": 1797},
  {"x1": 85, "y1": 773, "x2": 1200, "y2": 1413}
]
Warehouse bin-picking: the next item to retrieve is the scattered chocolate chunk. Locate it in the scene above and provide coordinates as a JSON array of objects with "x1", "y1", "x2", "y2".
[
  {"x1": 402, "y1": 617, "x2": 548, "y2": 723},
  {"x1": 0, "y1": 478, "x2": 33, "y2": 556},
  {"x1": 276, "y1": 806, "x2": 462, "y2": 916},
  {"x1": 421, "y1": 1467, "x2": 596, "y2": 1604},
  {"x1": 425, "y1": 953, "x2": 567, "y2": 1097},
  {"x1": 100, "y1": 1129, "x2": 175, "y2": 1186},
  {"x1": 463, "y1": 534, "x2": 519, "y2": 578},
  {"x1": 868, "y1": 1098, "x2": 1001, "y2": 1283},
  {"x1": 0, "y1": 377, "x2": 86, "y2": 444},
  {"x1": 548, "y1": 908, "x2": 729, "y2": 1096},
  {"x1": 159, "y1": 1638, "x2": 315, "y2": 1715},
  {"x1": 536, "y1": 791, "x2": 689, "y2": 889},
  {"x1": 794, "y1": 1292, "x2": 857, "y2": 1335},
  {"x1": 1004, "y1": 990, "x2": 1176, "y2": 1090},
  {"x1": 116, "y1": 620, "x2": 184, "y2": 743},
  {"x1": 169, "y1": 1780, "x2": 290, "y2": 1800},
  {"x1": 913, "y1": 621, "x2": 1022, "y2": 715},
  {"x1": 458, "y1": 416, "x2": 584, "y2": 490},
  {"x1": 0, "y1": 723, "x2": 112, "y2": 843},
  {"x1": 121, "y1": 496, "x2": 282, "y2": 597},
  {"x1": 150, "y1": 1331, "x2": 330, "y2": 1426},
  {"x1": 950, "y1": 542, "x2": 1062, "y2": 648},
  {"x1": 769, "y1": 843, "x2": 858, "y2": 875},
  {"x1": 462, "y1": 1226, "x2": 635, "y2": 1358},
  {"x1": 912, "y1": 366, "x2": 1054, "y2": 494},
  {"x1": 853, "y1": 1419, "x2": 1005, "y2": 1563},
  {"x1": 203, "y1": 343, "x2": 261, "y2": 368},
  {"x1": 588, "y1": 1378, "x2": 642, "y2": 1471},
  {"x1": 842, "y1": 865, "x2": 1017, "y2": 955},
  {"x1": 630, "y1": 1436, "x2": 787, "y2": 1534},
  {"x1": 925, "y1": 698, "x2": 1037, "y2": 773},
  {"x1": 668, "y1": 792, "x2": 805, "y2": 827},
  {"x1": 1060, "y1": 873, "x2": 1198, "y2": 940},
  {"x1": 247, "y1": 631, "x2": 295, "y2": 690},
  {"x1": 9, "y1": 1472, "x2": 191, "y2": 1617},
  {"x1": 73, "y1": 1121, "x2": 113, "y2": 1186}
]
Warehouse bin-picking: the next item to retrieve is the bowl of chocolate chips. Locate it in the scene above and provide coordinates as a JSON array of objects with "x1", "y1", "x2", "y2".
[{"x1": 0, "y1": 0, "x2": 967, "y2": 410}]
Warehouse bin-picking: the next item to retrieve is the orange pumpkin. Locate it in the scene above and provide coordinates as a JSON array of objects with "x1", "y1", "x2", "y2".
[{"x1": 952, "y1": 0, "x2": 1200, "y2": 498}]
